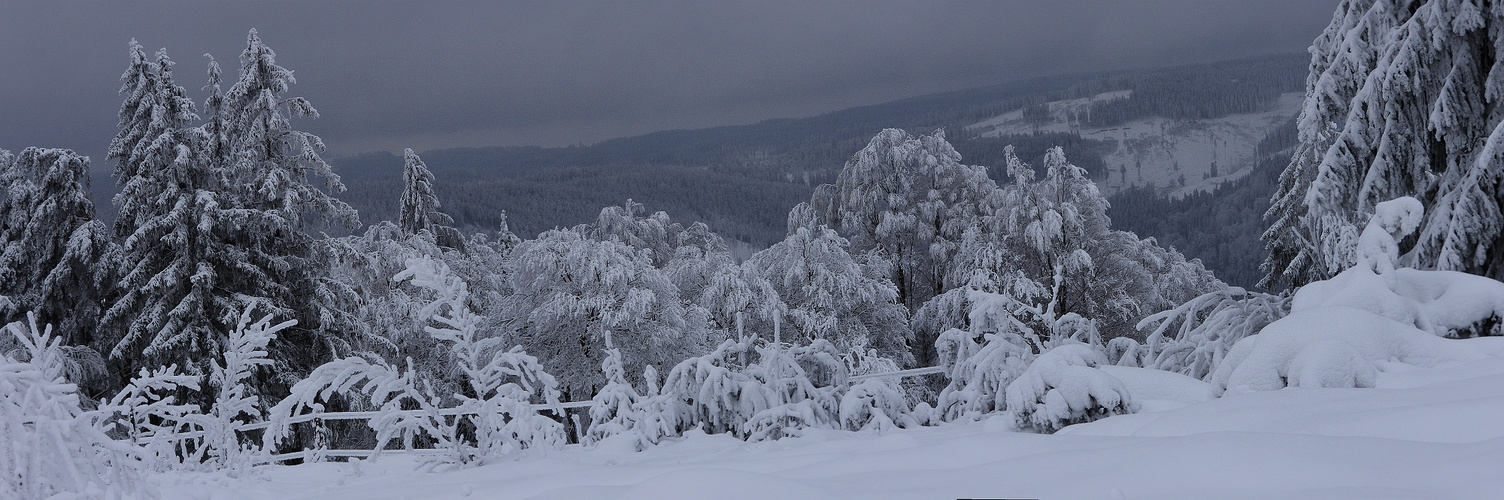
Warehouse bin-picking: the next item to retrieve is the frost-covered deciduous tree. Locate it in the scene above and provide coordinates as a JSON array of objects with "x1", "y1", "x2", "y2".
[
  {"x1": 1265, "y1": 0, "x2": 1504, "y2": 288},
  {"x1": 934, "y1": 146, "x2": 1219, "y2": 348},
  {"x1": 0, "y1": 148, "x2": 110, "y2": 349},
  {"x1": 825, "y1": 129, "x2": 998, "y2": 310},
  {"x1": 504, "y1": 229, "x2": 706, "y2": 398},
  {"x1": 749, "y1": 209, "x2": 912, "y2": 365}
]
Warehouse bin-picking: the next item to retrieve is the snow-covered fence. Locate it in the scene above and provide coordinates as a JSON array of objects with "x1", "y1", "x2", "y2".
[
  {"x1": 222, "y1": 365, "x2": 947, "y2": 464},
  {"x1": 848, "y1": 365, "x2": 944, "y2": 382}
]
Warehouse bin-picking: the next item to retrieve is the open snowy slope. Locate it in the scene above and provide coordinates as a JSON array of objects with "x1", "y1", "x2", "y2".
[
  {"x1": 157, "y1": 344, "x2": 1504, "y2": 500},
  {"x1": 966, "y1": 92, "x2": 1302, "y2": 198}
]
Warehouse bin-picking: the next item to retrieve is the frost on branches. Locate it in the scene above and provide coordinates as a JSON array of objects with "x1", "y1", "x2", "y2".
[
  {"x1": 95, "y1": 308, "x2": 290, "y2": 473},
  {"x1": 748, "y1": 209, "x2": 912, "y2": 365},
  {"x1": 823, "y1": 129, "x2": 998, "y2": 311},
  {"x1": 1, "y1": 314, "x2": 149, "y2": 500},
  {"x1": 1265, "y1": 0, "x2": 1504, "y2": 288},
  {"x1": 584, "y1": 331, "x2": 646, "y2": 450},
  {"x1": 645, "y1": 335, "x2": 847, "y2": 442},
  {"x1": 505, "y1": 229, "x2": 707, "y2": 398},
  {"x1": 269, "y1": 256, "x2": 564, "y2": 467},
  {"x1": 0, "y1": 148, "x2": 110, "y2": 351}
]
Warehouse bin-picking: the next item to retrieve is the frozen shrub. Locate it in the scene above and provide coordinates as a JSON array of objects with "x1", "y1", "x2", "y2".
[
  {"x1": 1005, "y1": 343, "x2": 1136, "y2": 433},
  {"x1": 1, "y1": 313, "x2": 149, "y2": 499}
]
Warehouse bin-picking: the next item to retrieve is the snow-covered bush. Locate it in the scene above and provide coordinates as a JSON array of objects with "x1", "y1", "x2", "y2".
[
  {"x1": 1291, "y1": 197, "x2": 1504, "y2": 339},
  {"x1": 631, "y1": 365, "x2": 679, "y2": 447},
  {"x1": 584, "y1": 332, "x2": 645, "y2": 450},
  {"x1": 934, "y1": 327, "x2": 1033, "y2": 422},
  {"x1": 95, "y1": 308, "x2": 291, "y2": 473},
  {"x1": 1135, "y1": 286, "x2": 1290, "y2": 380},
  {"x1": 650, "y1": 335, "x2": 846, "y2": 442},
  {"x1": 196, "y1": 309, "x2": 293, "y2": 472},
  {"x1": 269, "y1": 257, "x2": 565, "y2": 466},
  {"x1": 1284, "y1": 339, "x2": 1377, "y2": 389},
  {"x1": 399, "y1": 256, "x2": 566, "y2": 461},
  {"x1": 1004, "y1": 343, "x2": 1136, "y2": 433},
  {"x1": 100, "y1": 365, "x2": 200, "y2": 471},
  {"x1": 838, "y1": 377, "x2": 916, "y2": 432},
  {"x1": 1, "y1": 314, "x2": 149, "y2": 499},
  {"x1": 266, "y1": 356, "x2": 445, "y2": 461},
  {"x1": 1208, "y1": 307, "x2": 1497, "y2": 394},
  {"x1": 742, "y1": 342, "x2": 843, "y2": 441}
]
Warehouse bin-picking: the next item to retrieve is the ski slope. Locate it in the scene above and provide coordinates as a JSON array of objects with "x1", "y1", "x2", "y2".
[{"x1": 155, "y1": 347, "x2": 1504, "y2": 500}]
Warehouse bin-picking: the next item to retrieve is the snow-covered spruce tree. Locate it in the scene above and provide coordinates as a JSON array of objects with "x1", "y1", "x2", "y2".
[
  {"x1": 824, "y1": 128, "x2": 998, "y2": 311},
  {"x1": 1264, "y1": 0, "x2": 1504, "y2": 288},
  {"x1": 748, "y1": 205, "x2": 913, "y2": 365},
  {"x1": 1, "y1": 313, "x2": 150, "y2": 499},
  {"x1": 0, "y1": 148, "x2": 111, "y2": 351},
  {"x1": 503, "y1": 229, "x2": 707, "y2": 399},
  {"x1": 216, "y1": 29, "x2": 360, "y2": 379},
  {"x1": 103, "y1": 42, "x2": 240, "y2": 380},
  {"x1": 399, "y1": 149, "x2": 464, "y2": 251}
]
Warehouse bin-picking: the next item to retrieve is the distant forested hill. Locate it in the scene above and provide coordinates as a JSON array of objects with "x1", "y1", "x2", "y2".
[{"x1": 331, "y1": 53, "x2": 1307, "y2": 279}]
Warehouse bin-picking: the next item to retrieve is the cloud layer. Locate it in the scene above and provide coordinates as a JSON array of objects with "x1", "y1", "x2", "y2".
[{"x1": 0, "y1": 0, "x2": 1338, "y2": 161}]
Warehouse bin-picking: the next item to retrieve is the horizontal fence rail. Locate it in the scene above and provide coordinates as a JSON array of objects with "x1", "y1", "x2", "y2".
[{"x1": 136, "y1": 366, "x2": 947, "y2": 464}]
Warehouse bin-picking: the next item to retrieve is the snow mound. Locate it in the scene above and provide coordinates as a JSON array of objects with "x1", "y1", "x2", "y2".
[
  {"x1": 1294, "y1": 266, "x2": 1504, "y2": 338},
  {"x1": 1211, "y1": 307, "x2": 1500, "y2": 394},
  {"x1": 1097, "y1": 365, "x2": 1214, "y2": 407},
  {"x1": 1005, "y1": 344, "x2": 1137, "y2": 432},
  {"x1": 1294, "y1": 196, "x2": 1504, "y2": 339}
]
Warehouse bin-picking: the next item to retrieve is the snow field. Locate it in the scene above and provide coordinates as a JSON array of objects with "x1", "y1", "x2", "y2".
[{"x1": 155, "y1": 346, "x2": 1504, "y2": 500}]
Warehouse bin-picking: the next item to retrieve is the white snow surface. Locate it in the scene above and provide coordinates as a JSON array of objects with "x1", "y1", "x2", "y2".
[
  {"x1": 966, "y1": 91, "x2": 1303, "y2": 197},
  {"x1": 155, "y1": 344, "x2": 1504, "y2": 500},
  {"x1": 1293, "y1": 266, "x2": 1504, "y2": 338}
]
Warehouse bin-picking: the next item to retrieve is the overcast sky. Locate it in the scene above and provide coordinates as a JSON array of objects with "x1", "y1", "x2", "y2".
[{"x1": 0, "y1": 0, "x2": 1339, "y2": 163}]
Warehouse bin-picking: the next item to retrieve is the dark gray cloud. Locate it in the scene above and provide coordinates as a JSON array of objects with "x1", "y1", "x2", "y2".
[{"x1": 0, "y1": 0, "x2": 1338, "y2": 163}]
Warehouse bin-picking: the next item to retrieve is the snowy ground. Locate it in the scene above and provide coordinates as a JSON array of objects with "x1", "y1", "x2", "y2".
[
  {"x1": 966, "y1": 91, "x2": 1303, "y2": 198},
  {"x1": 156, "y1": 343, "x2": 1504, "y2": 500}
]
